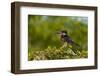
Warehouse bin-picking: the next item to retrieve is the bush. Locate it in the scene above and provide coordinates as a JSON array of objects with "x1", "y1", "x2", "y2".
[{"x1": 28, "y1": 43, "x2": 88, "y2": 60}]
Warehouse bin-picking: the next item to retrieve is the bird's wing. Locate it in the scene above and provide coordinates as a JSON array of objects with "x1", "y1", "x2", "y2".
[{"x1": 64, "y1": 36, "x2": 79, "y2": 46}]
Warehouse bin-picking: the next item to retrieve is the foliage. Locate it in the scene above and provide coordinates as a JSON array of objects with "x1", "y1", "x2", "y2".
[
  {"x1": 28, "y1": 43, "x2": 87, "y2": 60},
  {"x1": 28, "y1": 15, "x2": 88, "y2": 60}
]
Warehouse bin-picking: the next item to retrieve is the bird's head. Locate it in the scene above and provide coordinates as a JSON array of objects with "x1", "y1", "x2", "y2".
[{"x1": 56, "y1": 30, "x2": 68, "y2": 36}]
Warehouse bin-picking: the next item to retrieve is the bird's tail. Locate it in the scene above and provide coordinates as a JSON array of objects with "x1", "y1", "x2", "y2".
[{"x1": 71, "y1": 43, "x2": 83, "y2": 56}]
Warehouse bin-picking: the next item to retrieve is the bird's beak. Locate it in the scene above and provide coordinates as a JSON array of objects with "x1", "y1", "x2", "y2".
[{"x1": 56, "y1": 32, "x2": 61, "y2": 35}]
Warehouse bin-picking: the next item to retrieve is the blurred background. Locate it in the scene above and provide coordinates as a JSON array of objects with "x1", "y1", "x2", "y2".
[{"x1": 28, "y1": 15, "x2": 88, "y2": 60}]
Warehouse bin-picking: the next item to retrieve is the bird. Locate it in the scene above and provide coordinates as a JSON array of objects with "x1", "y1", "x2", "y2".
[{"x1": 56, "y1": 30, "x2": 81, "y2": 55}]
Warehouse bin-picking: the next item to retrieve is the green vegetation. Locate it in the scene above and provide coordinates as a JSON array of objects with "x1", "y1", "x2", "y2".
[{"x1": 28, "y1": 15, "x2": 88, "y2": 61}]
